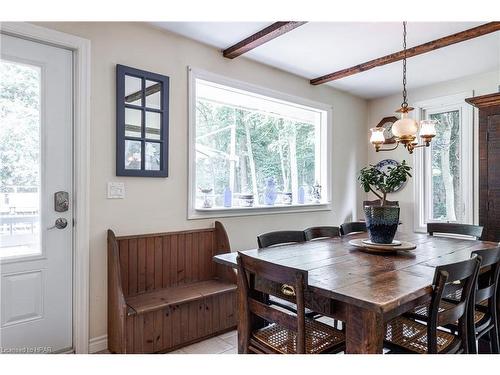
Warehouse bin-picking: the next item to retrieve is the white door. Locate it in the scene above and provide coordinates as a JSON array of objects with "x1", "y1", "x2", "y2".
[{"x1": 0, "y1": 34, "x2": 73, "y2": 353}]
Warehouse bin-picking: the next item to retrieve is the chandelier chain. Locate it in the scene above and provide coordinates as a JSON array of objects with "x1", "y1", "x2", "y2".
[{"x1": 402, "y1": 21, "x2": 408, "y2": 109}]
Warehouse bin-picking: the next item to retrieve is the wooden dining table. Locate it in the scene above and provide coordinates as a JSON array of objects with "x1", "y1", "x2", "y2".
[{"x1": 213, "y1": 231, "x2": 498, "y2": 354}]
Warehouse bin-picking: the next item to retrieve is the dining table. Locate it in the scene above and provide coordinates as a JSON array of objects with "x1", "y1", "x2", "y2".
[{"x1": 212, "y1": 231, "x2": 498, "y2": 354}]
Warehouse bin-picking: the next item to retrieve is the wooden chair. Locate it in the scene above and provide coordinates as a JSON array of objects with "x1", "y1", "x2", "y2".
[
  {"x1": 384, "y1": 256, "x2": 481, "y2": 354},
  {"x1": 408, "y1": 248, "x2": 500, "y2": 354},
  {"x1": 363, "y1": 199, "x2": 399, "y2": 206},
  {"x1": 339, "y1": 221, "x2": 367, "y2": 236},
  {"x1": 257, "y1": 230, "x2": 317, "y2": 318},
  {"x1": 427, "y1": 223, "x2": 484, "y2": 240},
  {"x1": 304, "y1": 226, "x2": 340, "y2": 241},
  {"x1": 236, "y1": 251, "x2": 345, "y2": 354},
  {"x1": 257, "y1": 230, "x2": 306, "y2": 248}
]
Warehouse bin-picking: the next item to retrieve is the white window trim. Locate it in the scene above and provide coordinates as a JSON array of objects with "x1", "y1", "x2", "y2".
[
  {"x1": 187, "y1": 67, "x2": 332, "y2": 220},
  {"x1": 413, "y1": 91, "x2": 474, "y2": 233}
]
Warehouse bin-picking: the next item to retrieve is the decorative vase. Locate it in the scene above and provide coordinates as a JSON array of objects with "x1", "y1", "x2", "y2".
[
  {"x1": 311, "y1": 182, "x2": 321, "y2": 203},
  {"x1": 363, "y1": 205, "x2": 400, "y2": 244},
  {"x1": 282, "y1": 192, "x2": 292, "y2": 205},
  {"x1": 200, "y1": 188, "x2": 213, "y2": 208},
  {"x1": 264, "y1": 178, "x2": 277, "y2": 205},
  {"x1": 298, "y1": 186, "x2": 305, "y2": 204},
  {"x1": 223, "y1": 186, "x2": 232, "y2": 207}
]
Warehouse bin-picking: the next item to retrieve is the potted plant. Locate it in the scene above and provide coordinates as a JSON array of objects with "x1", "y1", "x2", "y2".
[{"x1": 358, "y1": 160, "x2": 412, "y2": 244}]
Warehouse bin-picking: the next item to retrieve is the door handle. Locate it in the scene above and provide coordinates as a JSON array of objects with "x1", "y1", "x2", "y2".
[{"x1": 47, "y1": 218, "x2": 68, "y2": 230}]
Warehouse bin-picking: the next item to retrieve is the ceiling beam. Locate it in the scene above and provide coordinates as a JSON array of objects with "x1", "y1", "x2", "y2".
[
  {"x1": 310, "y1": 22, "x2": 500, "y2": 85},
  {"x1": 223, "y1": 22, "x2": 307, "y2": 59}
]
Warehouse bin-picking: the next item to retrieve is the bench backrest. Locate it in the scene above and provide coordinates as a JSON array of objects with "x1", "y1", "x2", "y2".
[{"x1": 109, "y1": 221, "x2": 233, "y2": 298}]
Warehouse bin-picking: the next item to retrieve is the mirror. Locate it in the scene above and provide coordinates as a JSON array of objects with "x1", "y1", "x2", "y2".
[{"x1": 117, "y1": 64, "x2": 169, "y2": 177}]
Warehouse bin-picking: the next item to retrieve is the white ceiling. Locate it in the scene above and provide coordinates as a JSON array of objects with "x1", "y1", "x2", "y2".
[{"x1": 152, "y1": 22, "x2": 500, "y2": 99}]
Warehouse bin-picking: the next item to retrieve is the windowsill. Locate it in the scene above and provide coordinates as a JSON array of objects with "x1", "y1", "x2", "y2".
[{"x1": 188, "y1": 202, "x2": 332, "y2": 220}]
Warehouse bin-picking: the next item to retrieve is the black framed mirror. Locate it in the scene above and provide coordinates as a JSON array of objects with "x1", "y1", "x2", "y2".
[{"x1": 116, "y1": 64, "x2": 169, "y2": 177}]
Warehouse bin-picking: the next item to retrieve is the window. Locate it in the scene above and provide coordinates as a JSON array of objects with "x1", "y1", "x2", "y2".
[
  {"x1": 188, "y1": 68, "x2": 331, "y2": 218},
  {"x1": 414, "y1": 92, "x2": 473, "y2": 232}
]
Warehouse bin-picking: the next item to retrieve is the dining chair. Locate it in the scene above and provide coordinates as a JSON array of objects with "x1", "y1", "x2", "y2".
[
  {"x1": 339, "y1": 221, "x2": 367, "y2": 236},
  {"x1": 257, "y1": 230, "x2": 318, "y2": 319},
  {"x1": 236, "y1": 251, "x2": 345, "y2": 354},
  {"x1": 257, "y1": 230, "x2": 306, "y2": 248},
  {"x1": 427, "y1": 223, "x2": 484, "y2": 240},
  {"x1": 384, "y1": 256, "x2": 481, "y2": 354},
  {"x1": 362, "y1": 199, "x2": 399, "y2": 207},
  {"x1": 304, "y1": 226, "x2": 340, "y2": 241},
  {"x1": 407, "y1": 248, "x2": 500, "y2": 353}
]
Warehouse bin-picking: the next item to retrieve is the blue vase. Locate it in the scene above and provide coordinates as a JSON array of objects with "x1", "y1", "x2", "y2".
[
  {"x1": 298, "y1": 186, "x2": 305, "y2": 204},
  {"x1": 264, "y1": 178, "x2": 277, "y2": 205},
  {"x1": 223, "y1": 186, "x2": 232, "y2": 207},
  {"x1": 363, "y1": 205, "x2": 400, "y2": 244}
]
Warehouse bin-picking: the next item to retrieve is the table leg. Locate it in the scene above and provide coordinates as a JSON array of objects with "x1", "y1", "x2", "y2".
[{"x1": 345, "y1": 305, "x2": 384, "y2": 354}]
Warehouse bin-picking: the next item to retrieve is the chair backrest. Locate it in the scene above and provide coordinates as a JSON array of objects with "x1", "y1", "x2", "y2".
[
  {"x1": 427, "y1": 256, "x2": 481, "y2": 353},
  {"x1": 236, "y1": 251, "x2": 308, "y2": 353},
  {"x1": 427, "y1": 223, "x2": 484, "y2": 240},
  {"x1": 257, "y1": 230, "x2": 306, "y2": 248},
  {"x1": 363, "y1": 199, "x2": 399, "y2": 207},
  {"x1": 304, "y1": 226, "x2": 340, "y2": 241},
  {"x1": 340, "y1": 221, "x2": 367, "y2": 236},
  {"x1": 471, "y1": 248, "x2": 500, "y2": 305}
]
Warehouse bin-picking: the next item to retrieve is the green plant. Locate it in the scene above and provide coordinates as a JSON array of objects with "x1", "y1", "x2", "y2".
[{"x1": 358, "y1": 160, "x2": 412, "y2": 206}]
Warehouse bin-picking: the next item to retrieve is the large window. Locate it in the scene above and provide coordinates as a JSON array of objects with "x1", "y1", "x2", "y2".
[
  {"x1": 188, "y1": 69, "x2": 331, "y2": 218},
  {"x1": 414, "y1": 93, "x2": 473, "y2": 232}
]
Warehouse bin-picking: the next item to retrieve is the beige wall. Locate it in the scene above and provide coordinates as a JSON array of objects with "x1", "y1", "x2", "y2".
[
  {"x1": 37, "y1": 22, "x2": 368, "y2": 341},
  {"x1": 367, "y1": 70, "x2": 499, "y2": 234}
]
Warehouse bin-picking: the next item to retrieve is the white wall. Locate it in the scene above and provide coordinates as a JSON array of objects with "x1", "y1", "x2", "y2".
[
  {"x1": 367, "y1": 70, "x2": 499, "y2": 233},
  {"x1": 36, "y1": 22, "x2": 368, "y2": 342}
]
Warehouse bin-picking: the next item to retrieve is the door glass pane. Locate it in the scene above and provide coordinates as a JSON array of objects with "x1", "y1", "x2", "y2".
[
  {"x1": 0, "y1": 60, "x2": 41, "y2": 258},
  {"x1": 145, "y1": 111, "x2": 161, "y2": 140},
  {"x1": 429, "y1": 110, "x2": 463, "y2": 222},
  {"x1": 145, "y1": 142, "x2": 161, "y2": 170},
  {"x1": 124, "y1": 75, "x2": 142, "y2": 106},
  {"x1": 124, "y1": 140, "x2": 142, "y2": 170},
  {"x1": 145, "y1": 80, "x2": 161, "y2": 109}
]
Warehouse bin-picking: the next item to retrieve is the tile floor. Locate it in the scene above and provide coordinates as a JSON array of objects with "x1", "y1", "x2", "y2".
[{"x1": 99, "y1": 316, "x2": 343, "y2": 354}]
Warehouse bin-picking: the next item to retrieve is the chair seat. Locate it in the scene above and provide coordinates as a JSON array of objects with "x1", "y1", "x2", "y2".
[
  {"x1": 385, "y1": 316, "x2": 461, "y2": 354},
  {"x1": 252, "y1": 319, "x2": 345, "y2": 354},
  {"x1": 409, "y1": 300, "x2": 489, "y2": 329}
]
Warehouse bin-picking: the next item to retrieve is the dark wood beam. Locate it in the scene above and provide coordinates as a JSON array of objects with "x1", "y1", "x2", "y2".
[
  {"x1": 223, "y1": 22, "x2": 307, "y2": 59},
  {"x1": 310, "y1": 22, "x2": 500, "y2": 85}
]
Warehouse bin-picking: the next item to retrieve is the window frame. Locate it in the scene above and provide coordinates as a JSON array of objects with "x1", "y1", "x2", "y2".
[
  {"x1": 116, "y1": 64, "x2": 170, "y2": 177},
  {"x1": 413, "y1": 91, "x2": 474, "y2": 232},
  {"x1": 187, "y1": 67, "x2": 332, "y2": 219}
]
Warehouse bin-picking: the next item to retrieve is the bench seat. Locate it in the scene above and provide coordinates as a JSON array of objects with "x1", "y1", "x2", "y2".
[
  {"x1": 108, "y1": 221, "x2": 237, "y2": 353},
  {"x1": 126, "y1": 280, "x2": 237, "y2": 315}
]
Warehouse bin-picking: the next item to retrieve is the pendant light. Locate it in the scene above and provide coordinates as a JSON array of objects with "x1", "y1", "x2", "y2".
[{"x1": 370, "y1": 22, "x2": 436, "y2": 154}]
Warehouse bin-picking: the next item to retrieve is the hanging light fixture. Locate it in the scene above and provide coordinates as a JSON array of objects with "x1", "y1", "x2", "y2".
[{"x1": 370, "y1": 22, "x2": 436, "y2": 154}]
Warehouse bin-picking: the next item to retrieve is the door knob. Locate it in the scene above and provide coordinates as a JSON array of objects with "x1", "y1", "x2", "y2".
[{"x1": 48, "y1": 218, "x2": 68, "y2": 230}]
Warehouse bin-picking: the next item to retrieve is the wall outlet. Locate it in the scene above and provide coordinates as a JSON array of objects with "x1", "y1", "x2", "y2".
[{"x1": 107, "y1": 182, "x2": 125, "y2": 199}]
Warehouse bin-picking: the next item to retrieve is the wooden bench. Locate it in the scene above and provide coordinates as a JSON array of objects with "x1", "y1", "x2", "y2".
[{"x1": 107, "y1": 221, "x2": 237, "y2": 353}]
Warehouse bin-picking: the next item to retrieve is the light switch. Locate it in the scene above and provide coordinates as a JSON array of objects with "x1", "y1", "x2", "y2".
[{"x1": 107, "y1": 182, "x2": 125, "y2": 199}]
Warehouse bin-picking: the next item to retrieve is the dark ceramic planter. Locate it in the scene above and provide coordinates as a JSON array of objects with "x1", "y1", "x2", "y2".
[{"x1": 363, "y1": 205, "x2": 400, "y2": 244}]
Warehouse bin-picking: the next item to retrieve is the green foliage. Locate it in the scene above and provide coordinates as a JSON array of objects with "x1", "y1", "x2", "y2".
[
  {"x1": 195, "y1": 98, "x2": 316, "y2": 206},
  {"x1": 0, "y1": 61, "x2": 40, "y2": 192},
  {"x1": 358, "y1": 160, "x2": 412, "y2": 205}
]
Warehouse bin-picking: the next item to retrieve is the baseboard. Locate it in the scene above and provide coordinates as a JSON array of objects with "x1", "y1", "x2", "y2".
[{"x1": 88, "y1": 334, "x2": 108, "y2": 353}]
